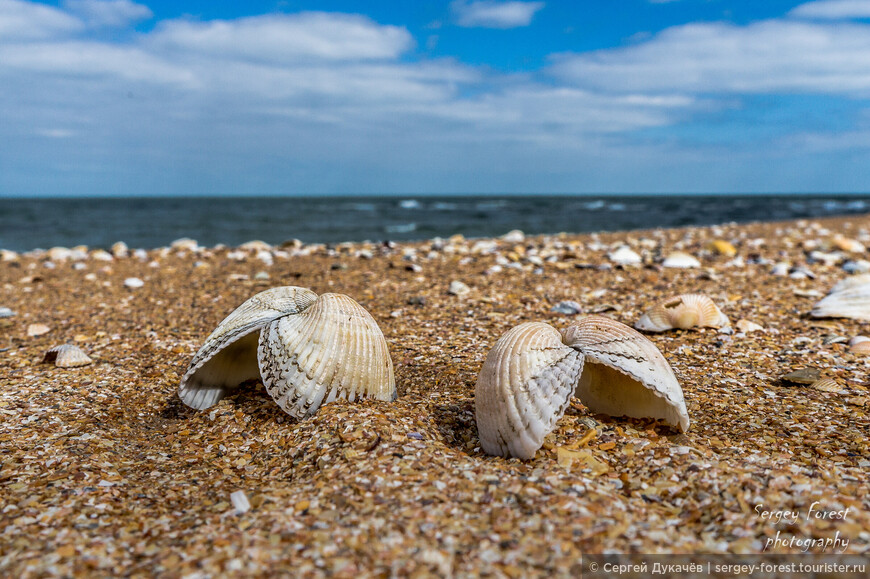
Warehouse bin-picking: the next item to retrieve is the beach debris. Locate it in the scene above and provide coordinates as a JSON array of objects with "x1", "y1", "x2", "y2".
[
  {"x1": 662, "y1": 251, "x2": 701, "y2": 268},
  {"x1": 500, "y1": 229, "x2": 525, "y2": 243},
  {"x1": 811, "y1": 275, "x2": 870, "y2": 320},
  {"x1": 635, "y1": 294, "x2": 730, "y2": 333},
  {"x1": 447, "y1": 280, "x2": 471, "y2": 297},
  {"x1": 551, "y1": 301, "x2": 583, "y2": 315},
  {"x1": 770, "y1": 262, "x2": 790, "y2": 276},
  {"x1": 27, "y1": 323, "x2": 51, "y2": 337},
  {"x1": 42, "y1": 344, "x2": 93, "y2": 368},
  {"x1": 0, "y1": 307, "x2": 14, "y2": 318},
  {"x1": 475, "y1": 316, "x2": 689, "y2": 459},
  {"x1": 735, "y1": 319, "x2": 764, "y2": 334},
  {"x1": 780, "y1": 368, "x2": 820, "y2": 386},
  {"x1": 843, "y1": 260, "x2": 870, "y2": 274},
  {"x1": 607, "y1": 246, "x2": 641, "y2": 266},
  {"x1": 0, "y1": 249, "x2": 18, "y2": 261},
  {"x1": 179, "y1": 287, "x2": 396, "y2": 418},
  {"x1": 91, "y1": 249, "x2": 114, "y2": 262},
  {"x1": 111, "y1": 241, "x2": 129, "y2": 258},
  {"x1": 707, "y1": 239, "x2": 737, "y2": 257},
  {"x1": 830, "y1": 234, "x2": 865, "y2": 253},
  {"x1": 230, "y1": 490, "x2": 252, "y2": 514},
  {"x1": 123, "y1": 277, "x2": 145, "y2": 289},
  {"x1": 811, "y1": 378, "x2": 844, "y2": 393}
]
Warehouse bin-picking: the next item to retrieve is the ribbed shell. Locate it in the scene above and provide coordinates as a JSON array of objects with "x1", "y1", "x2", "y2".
[
  {"x1": 43, "y1": 344, "x2": 93, "y2": 368},
  {"x1": 563, "y1": 316, "x2": 689, "y2": 432},
  {"x1": 475, "y1": 323, "x2": 584, "y2": 459},
  {"x1": 258, "y1": 293, "x2": 396, "y2": 418},
  {"x1": 662, "y1": 251, "x2": 701, "y2": 268},
  {"x1": 635, "y1": 294, "x2": 729, "y2": 332},
  {"x1": 812, "y1": 277, "x2": 870, "y2": 321},
  {"x1": 475, "y1": 316, "x2": 689, "y2": 459},
  {"x1": 179, "y1": 286, "x2": 318, "y2": 410}
]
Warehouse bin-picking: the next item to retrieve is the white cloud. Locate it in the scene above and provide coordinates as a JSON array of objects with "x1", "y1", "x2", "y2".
[
  {"x1": 551, "y1": 19, "x2": 870, "y2": 95},
  {"x1": 451, "y1": 0, "x2": 544, "y2": 29},
  {"x1": 0, "y1": 0, "x2": 82, "y2": 39},
  {"x1": 789, "y1": 0, "x2": 870, "y2": 20},
  {"x1": 148, "y1": 12, "x2": 413, "y2": 63},
  {"x1": 62, "y1": 0, "x2": 152, "y2": 28}
]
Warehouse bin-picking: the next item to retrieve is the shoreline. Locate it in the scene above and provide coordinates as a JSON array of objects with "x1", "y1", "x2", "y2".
[{"x1": 2, "y1": 213, "x2": 869, "y2": 575}]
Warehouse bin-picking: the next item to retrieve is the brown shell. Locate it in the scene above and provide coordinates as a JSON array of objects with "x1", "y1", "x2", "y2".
[{"x1": 635, "y1": 294, "x2": 729, "y2": 332}]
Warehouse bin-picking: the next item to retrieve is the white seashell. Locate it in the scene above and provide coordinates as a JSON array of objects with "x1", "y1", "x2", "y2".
[
  {"x1": 258, "y1": 293, "x2": 396, "y2": 418},
  {"x1": 448, "y1": 280, "x2": 471, "y2": 296},
  {"x1": 42, "y1": 344, "x2": 93, "y2": 367},
  {"x1": 812, "y1": 277, "x2": 870, "y2": 320},
  {"x1": 1, "y1": 249, "x2": 18, "y2": 262},
  {"x1": 608, "y1": 246, "x2": 641, "y2": 266},
  {"x1": 849, "y1": 335, "x2": 870, "y2": 346},
  {"x1": 662, "y1": 251, "x2": 701, "y2": 268},
  {"x1": 91, "y1": 249, "x2": 114, "y2": 262},
  {"x1": 179, "y1": 286, "x2": 318, "y2": 410},
  {"x1": 239, "y1": 240, "x2": 272, "y2": 252},
  {"x1": 124, "y1": 277, "x2": 145, "y2": 289},
  {"x1": 230, "y1": 490, "x2": 251, "y2": 514},
  {"x1": 635, "y1": 294, "x2": 729, "y2": 332},
  {"x1": 0, "y1": 307, "x2": 14, "y2": 318},
  {"x1": 735, "y1": 319, "x2": 764, "y2": 334},
  {"x1": 171, "y1": 238, "x2": 199, "y2": 252},
  {"x1": 48, "y1": 247, "x2": 72, "y2": 261},
  {"x1": 475, "y1": 316, "x2": 688, "y2": 459},
  {"x1": 831, "y1": 235, "x2": 865, "y2": 253},
  {"x1": 179, "y1": 287, "x2": 395, "y2": 418},
  {"x1": 500, "y1": 230, "x2": 525, "y2": 243},
  {"x1": 770, "y1": 262, "x2": 790, "y2": 276},
  {"x1": 27, "y1": 323, "x2": 51, "y2": 337}
]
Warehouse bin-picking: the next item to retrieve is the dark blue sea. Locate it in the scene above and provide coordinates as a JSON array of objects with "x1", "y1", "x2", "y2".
[{"x1": 1, "y1": 194, "x2": 869, "y2": 252}]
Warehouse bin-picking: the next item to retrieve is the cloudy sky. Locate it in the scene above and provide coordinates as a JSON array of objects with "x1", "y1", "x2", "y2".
[{"x1": 2, "y1": 0, "x2": 870, "y2": 196}]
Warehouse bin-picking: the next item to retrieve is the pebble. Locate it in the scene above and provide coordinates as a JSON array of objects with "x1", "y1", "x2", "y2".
[
  {"x1": 123, "y1": 277, "x2": 145, "y2": 289},
  {"x1": 254, "y1": 271, "x2": 270, "y2": 280},
  {"x1": 780, "y1": 368, "x2": 821, "y2": 385},
  {"x1": 551, "y1": 301, "x2": 583, "y2": 315}
]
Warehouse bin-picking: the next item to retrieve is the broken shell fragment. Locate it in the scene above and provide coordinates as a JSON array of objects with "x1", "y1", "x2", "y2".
[
  {"x1": 179, "y1": 287, "x2": 395, "y2": 418},
  {"x1": 811, "y1": 276, "x2": 870, "y2": 321},
  {"x1": 42, "y1": 344, "x2": 93, "y2": 368},
  {"x1": 662, "y1": 251, "x2": 701, "y2": 268},
  {"x1": 635, "y1": 294, "x2": 730, "y2": 332},
  {"x1": 475, "y1": 316, "x2": 688, "y2": 459},
  {"x1": 811, "y1": 378, "x2": 844, "y2": 393}
]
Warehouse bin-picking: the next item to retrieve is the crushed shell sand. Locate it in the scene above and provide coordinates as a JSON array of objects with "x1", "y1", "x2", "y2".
[{"x1": 1, "y1": 214, "x2": 869, "y2": 577}]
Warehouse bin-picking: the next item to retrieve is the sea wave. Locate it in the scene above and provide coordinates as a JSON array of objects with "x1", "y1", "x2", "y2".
[{"x1": 385, "y1": 223, "x2": 417, "y2": 234}]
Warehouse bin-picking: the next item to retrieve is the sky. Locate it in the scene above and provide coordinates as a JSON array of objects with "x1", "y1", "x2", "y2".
[{"x1": 2, "y1": 0, "x2": 870, "y2": 196}]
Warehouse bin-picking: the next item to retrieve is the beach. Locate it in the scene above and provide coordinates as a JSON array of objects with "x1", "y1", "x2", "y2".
[{"x1": 1, "y1": 215, "x2": 869, "y2": 576}]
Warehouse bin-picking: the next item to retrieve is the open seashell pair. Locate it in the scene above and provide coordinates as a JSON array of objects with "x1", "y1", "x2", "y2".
[
  {"x1": 635, "y1": 293, "x2": 729, "y2": 332},
  {"x1": 179, "y1": 287, "x2": 395, "y2": 418},
  {"x1": 475, "y1": 316, "x2": 689, "y2": 459}
]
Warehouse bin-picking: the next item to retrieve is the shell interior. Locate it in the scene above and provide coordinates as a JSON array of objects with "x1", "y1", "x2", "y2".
[
  {"x1": 476, "y1": 316, "x2": 689, "y2": 459},
  {"x1": 178, "y1": 286, "x2": 318, "y2": 410}
]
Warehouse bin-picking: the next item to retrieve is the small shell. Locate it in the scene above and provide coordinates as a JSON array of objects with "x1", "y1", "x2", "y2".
[
  {"x1": 608, "y1": 246, "x2": 641, "y2": 266},
  {"x1": 43, "y1": 344, "x2": 93, "y2": 367},
  {"x1": 662, "y1": 251, "x2": 700, "y2": 268},
  {"x1": 735, "y1": 319, "x2": 764, "y2": 333},
  {"x1": 849, "y1": 335, "x2": 870, "y2": 346},
  {"x1": 179, "y1": 286, "x2": 318, "y2": 410},
  {"x1": 27, "y1": 323, "x2": 51, "y2": 337},
  {"x1": 258, "y1": 293, "x2": 396, "y2": 418},
  {"x1": 850, "y1": 340, "x2": 870, "y2": 355},
  {"x1": 475, "y1": 316, "x2": 688, "y2": 459},
  {"x1": 812, "y1": 277, "x2": 870, "y2": 320},
  {"x1": 811, "y1": 378, "x2": 844, "y2": 393},
  {"x1": 635, "y1": 294, "x2": 730, "y2": 332},
  {"x1": 830, "y1": 235, "x2": 865, "y2": 253},
  {"x1": 707, "y1": 239, "x2": 737, "y2": 257}
]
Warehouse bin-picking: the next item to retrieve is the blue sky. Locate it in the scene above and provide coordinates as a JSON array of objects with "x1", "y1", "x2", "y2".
[{"x1": 2, "y1": 0, "x2": 870, "y2": 196}]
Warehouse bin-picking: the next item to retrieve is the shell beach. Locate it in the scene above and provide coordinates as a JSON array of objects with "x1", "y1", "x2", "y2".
[{"x1": 1, "y1": 214, "x2": 869, "y2": 576}]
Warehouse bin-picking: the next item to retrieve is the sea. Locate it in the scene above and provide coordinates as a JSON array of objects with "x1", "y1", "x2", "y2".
[{"x1": 1, "y1": 194, "x2": 869, "y2": 252}]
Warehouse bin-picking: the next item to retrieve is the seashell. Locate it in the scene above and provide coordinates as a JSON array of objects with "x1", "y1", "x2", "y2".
[
  {"x1": 500, "y1": 229, "x2": 525, "y2": 243},
  {"x1": 111, "y1": 241, "x2": 129, "y2": 258},
  {"x1": 707, "y1": 239, "x2": 737, "y2": 257},
  {"x1": 124, "y1": 277, "x2": 145, "y2": 289},
  {"x1": 179, "y1": 287, "x2": 395, "y2": 418},
  {"x1": 635, "y1": 294, "x2": 729, "y2": 332},
  {"x1": 843, "y1": 260, "x2": 870, "y2": 274},
  {"x1": 849, "y1": 335, "x2": 870, "y2": 346},
  {"x1": 781, "y1": 368, "x2": 820, "y2": 385},
  {"x1": 662, "y1": 251, "x2": 701, "y2": 268},
  {"x1": 48, "y1": 247, "x2": 72, "y2": 261},
  {"x1": 735, "y1": 319, "x2": 763, "y2": 333},
  {"x1": 551, "y1": 300, "x2": 583, "y2": 315},
  {"x1": 830, "y1": 235, "x2": 865, "y2": 253},
  {"x1": 171, "y1": 238, "x2": 199, "y2": 252},
  {"x1": 770, "y1": 262, "x2": 790, "y2": 276},
  {"x1": 811, "y1": 378, "x2": 843, "y2": 393},
  {"x1": 0, "y1": 307, "x2": 14, "y2": 318},
  {"x1": 91, "y1": 249, "x2": 114, "y2": 262},
  {"x1": 1, "y1": 249, "x2": 18, "y2": 262},
  {"x1": 850, "y1": 340, "x2": 870, "y2": 355},
  {"x1": 812, "y1": 276, "x2": 870, "y2": 320},
  {"x1": 27, "y1": 323, "x2": 51, "y2": 337},
  {"x1": 447, "y1": 280, "x2": 471, "y2": 296},
  {"x1": 475, "y1": 316, "x2": 688, "y2": 459},
  {"x1": 607, "y1": 246, "x2": 641, "y2": 266},
  {"x1": 42, "y1": 344, "x2": 93, "y2": 367},
  {"x1": 239, "y1": 240, "x2": 272, "y2": 252}
]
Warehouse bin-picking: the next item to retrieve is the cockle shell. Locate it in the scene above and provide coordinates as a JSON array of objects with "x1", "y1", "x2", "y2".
[
  {"x1": 179, "y1": 287, "x2": 395, "y2": 417},
  {"x1": 635, "y1": 294, "x2": 729, "y2": 332},
  {"x1": 662, "y1": 251, "x2": 701, "y2": 268},
  {"x1": 475, "y1": 316, "x2": 688, "y2": 459},
  {"x1": 43, "y1": 344, "x2": 93, "y2": 368},
  {"x1": 811, "y1": 276, "x2": 870, "y2": 320}
]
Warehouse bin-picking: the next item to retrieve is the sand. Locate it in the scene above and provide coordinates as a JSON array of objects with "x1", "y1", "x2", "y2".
[{"x1": 1, "y1": 215, "x2": 869, "y2": 577}]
